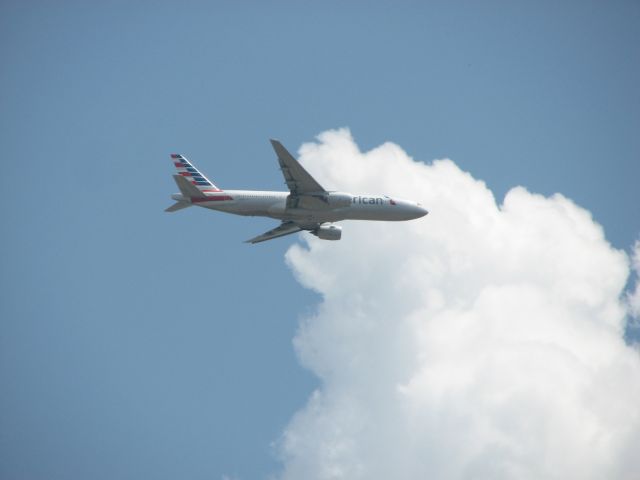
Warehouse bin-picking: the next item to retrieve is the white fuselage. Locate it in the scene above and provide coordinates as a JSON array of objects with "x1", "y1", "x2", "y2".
[{"x1": 172, "y1": 190, "x2": 427, "y2": 228}]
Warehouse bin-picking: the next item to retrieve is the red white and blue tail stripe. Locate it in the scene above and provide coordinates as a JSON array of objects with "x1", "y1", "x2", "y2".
[{"x1": 171, "y1": 154, "x2": 222, "y2": 192}]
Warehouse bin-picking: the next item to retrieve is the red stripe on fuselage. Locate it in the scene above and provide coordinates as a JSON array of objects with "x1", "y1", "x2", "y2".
[{"x1": 191, "y1": 195, "x2": 233, "y2": 203}]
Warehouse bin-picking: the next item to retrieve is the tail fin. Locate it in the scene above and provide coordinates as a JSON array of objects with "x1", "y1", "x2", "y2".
[{"x1": 171, "y1": 154, "x2": 222, "y2": 193}]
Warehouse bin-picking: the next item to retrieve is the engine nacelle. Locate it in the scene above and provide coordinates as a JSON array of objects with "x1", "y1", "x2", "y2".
[{"x1": 312, "y1": 224, "x2": 342, "y2": 241}]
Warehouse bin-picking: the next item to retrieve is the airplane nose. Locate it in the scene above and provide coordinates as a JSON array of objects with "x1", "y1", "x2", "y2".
[{"x1": 415, "y1": 203, "x2": 429, "y2": 218}]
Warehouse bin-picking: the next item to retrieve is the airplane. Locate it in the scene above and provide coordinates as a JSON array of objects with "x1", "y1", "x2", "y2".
[{"x1": 165, "y1": 139, "x2": 428, "y2": 243}]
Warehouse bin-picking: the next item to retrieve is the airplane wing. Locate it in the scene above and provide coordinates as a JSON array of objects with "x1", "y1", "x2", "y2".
[
  {"x1": 245, "y1": 221, "x2": 304, "y2": 244},
  {"x1": 270, "y1": 139, "x2": 326, "y2": 195}
]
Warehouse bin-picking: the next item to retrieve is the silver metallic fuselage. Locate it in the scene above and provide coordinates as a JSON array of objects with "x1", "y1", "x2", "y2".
[{"x1": 172, "y1": 190, "x2": 427, "y2": 227}]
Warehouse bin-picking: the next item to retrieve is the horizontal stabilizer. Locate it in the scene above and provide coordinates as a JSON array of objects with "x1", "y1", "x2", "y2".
[
  {"x1": 164, "y1": 201, "x2": 191, "y2": 213},
  {"x1": 172, "y1": 175, "x2": 207, "y2": 199}
]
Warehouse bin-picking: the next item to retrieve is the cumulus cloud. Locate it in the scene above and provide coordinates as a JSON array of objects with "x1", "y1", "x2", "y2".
[
  {"x1": 276, "y1": 129, "x2": 640, "y2": 479},
  {"x1": 628, "y1": 240, "x2": 640, "y2": 320}
]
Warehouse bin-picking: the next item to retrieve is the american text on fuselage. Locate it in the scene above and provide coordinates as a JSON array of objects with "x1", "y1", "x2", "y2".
[
  {"x1": 294, "y1": 193, "x2": 394, "y2": 210},
  {"x1": 351, "y1": 195, "x2": 386, "y2": 205}
]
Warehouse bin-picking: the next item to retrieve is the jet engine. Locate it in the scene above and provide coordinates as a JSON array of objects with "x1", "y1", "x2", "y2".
[{"x1": 312, "y1": 223, "x2": 342, "y2": 241}]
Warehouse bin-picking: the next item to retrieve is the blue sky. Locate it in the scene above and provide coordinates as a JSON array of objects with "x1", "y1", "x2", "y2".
[{"x1": 1, "y1": 2, "x2": 638, "y2": 479}]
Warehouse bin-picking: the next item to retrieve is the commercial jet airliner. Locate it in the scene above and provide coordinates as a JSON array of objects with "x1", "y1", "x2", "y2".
[{"x1": 165, "y1": 139, "x2": 428, "y2": 243}]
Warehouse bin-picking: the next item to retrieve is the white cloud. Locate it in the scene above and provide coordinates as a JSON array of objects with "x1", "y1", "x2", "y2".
[
  {"x1": 276, "y1": 129, "x2": 640, "y2": 480},
  {"x1": 628, "y1": 240, "x2": 640, "y2": 320}
]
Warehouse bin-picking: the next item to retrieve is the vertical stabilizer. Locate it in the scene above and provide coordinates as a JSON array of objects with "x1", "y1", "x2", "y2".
[{"x1": 171, "y1": 154, "x2": 222, "y2": 193}]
